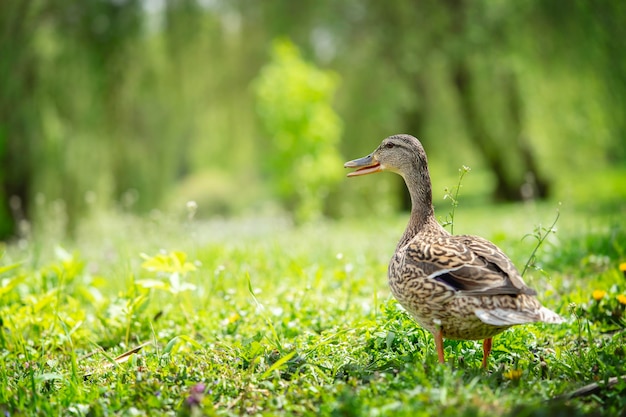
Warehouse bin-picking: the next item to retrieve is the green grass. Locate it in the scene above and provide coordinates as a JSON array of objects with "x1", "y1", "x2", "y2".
[{"x1": 1, "y1": 194, "x2": 626, "y2": 416}]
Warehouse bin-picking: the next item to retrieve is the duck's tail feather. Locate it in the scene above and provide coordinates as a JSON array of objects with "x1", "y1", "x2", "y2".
[{"x1": 475, "y1": 306, "x2": 564, "y2": 327}]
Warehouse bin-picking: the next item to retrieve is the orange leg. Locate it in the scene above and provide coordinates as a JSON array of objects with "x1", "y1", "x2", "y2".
[
  {"x1": 435, "y1": 329, "x2": 445, "y2": 364},
  {"x1": 482, "y1": 338, "x2": 493, "y2": 369}
]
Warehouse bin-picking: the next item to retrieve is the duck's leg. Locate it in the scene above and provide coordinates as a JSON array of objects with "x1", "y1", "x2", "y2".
[
  {"x1": 481, "y1": 338, "x2": 492, "y2": 369},
  {"x1": 435, "y1": 329, "x2": 445, "y2": 364}
]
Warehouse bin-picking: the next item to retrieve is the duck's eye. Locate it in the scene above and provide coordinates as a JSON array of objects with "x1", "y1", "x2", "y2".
[{"x1": 384, "y1": 143, "x2": 395, "y2": 149}]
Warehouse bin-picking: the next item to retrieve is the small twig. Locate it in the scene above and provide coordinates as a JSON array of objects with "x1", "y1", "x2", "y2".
[
  {"x1": 521, "y1": 205, "x2": 560, "y2": 277},
  {"x1": 443, "y1": 165, "x2": 470, "y2": 235},
  {"x1": 82, "y1": 341, "x2": 153, "y2": 378},
  {"x1": 552, "y1": 375, "x2": 626, "y2": 401}
]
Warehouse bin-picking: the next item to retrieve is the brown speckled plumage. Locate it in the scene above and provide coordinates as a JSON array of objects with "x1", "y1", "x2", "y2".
[{"x1": 345, "y1": 134, "x2": 563, "y2": 367}]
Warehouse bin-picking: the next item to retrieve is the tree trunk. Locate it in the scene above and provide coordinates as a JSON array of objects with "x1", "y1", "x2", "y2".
[
  {"x1": 446, "y1": 0, "x2": 550, "y2": 202},
  {"x1": 452, "y1": 59, "x2": 550, "y2": 201},
  {"x1": 503, "y1": 71, "x2": 550, "y2": 199},
  {"x1": 0, "y1": 0, "x2": 38, "y2": 239}
]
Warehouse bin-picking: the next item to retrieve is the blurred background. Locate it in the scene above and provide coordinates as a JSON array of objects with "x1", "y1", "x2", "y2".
[{"x1": 1, "y1": 0, "x2": 625, "y2": 241}]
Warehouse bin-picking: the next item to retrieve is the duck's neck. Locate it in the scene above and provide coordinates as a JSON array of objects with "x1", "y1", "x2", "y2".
[{"x1": 396, "y1": 166, "x2": 442, "y2": 250}]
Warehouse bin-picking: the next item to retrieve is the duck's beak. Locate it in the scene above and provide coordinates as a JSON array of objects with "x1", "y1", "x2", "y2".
[{"x1": 344, "y1": 154, "x2": 382, "y2": 177}]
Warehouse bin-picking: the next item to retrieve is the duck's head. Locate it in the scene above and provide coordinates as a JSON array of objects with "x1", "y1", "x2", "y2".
[{"x1": 344, "y1": 134, "x2": 426, "y2": 178}]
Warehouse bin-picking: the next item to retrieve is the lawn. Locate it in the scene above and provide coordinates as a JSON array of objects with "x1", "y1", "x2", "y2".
[{"x1": 1, "y1": 181, "x2": 626, "y2": 416}]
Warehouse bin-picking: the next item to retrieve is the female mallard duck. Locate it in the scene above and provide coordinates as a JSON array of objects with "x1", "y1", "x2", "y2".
[{"x1": 344, "y1": 134, "x2": 563, "y2": 368}]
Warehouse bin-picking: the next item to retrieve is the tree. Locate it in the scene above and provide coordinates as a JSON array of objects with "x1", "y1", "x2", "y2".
[
  {"x1": 0, "y1": 0, "x2": 44, "y2": 238},
  {"x1": 253, "y1": 39, "x2": 343, "y2": 222}
]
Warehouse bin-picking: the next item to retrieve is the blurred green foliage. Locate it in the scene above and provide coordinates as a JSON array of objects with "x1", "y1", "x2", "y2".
[
  {"x1": 0, "y1": 0, "x2": 625, "y2": 239},
  {"x1": 254, "y1": 39, "x2": 343, "y2": 222}
]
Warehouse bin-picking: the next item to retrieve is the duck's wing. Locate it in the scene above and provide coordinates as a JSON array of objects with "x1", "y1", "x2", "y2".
[{"x1": 404, "y1": 234, "x2": 537, "y2": 296}]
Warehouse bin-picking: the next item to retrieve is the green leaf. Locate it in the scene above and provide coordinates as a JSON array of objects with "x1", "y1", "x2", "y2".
[
  {"x1": 261, "y1": 351, "x2": 296, "y2": 379},
  {"x1": 36, "y1": 373, "x2": 66, "y2": 383},
  {"x1": 0, "y1": 262, "x2": 20, "y2": 276},
  {"x1": 162, "y1": 335, "x2": 204, "y2": 356},
  {"x1": 140, "y1": 251, "x2": 197, "y2": 274},
  {"x1": 0, "y1": 273, "x2": 26, "y2": 297}
]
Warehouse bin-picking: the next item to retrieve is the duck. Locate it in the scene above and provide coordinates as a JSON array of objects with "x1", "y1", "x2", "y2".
[{"x1": 344, "y1": 134, "x2": 563, "y2": 368}]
